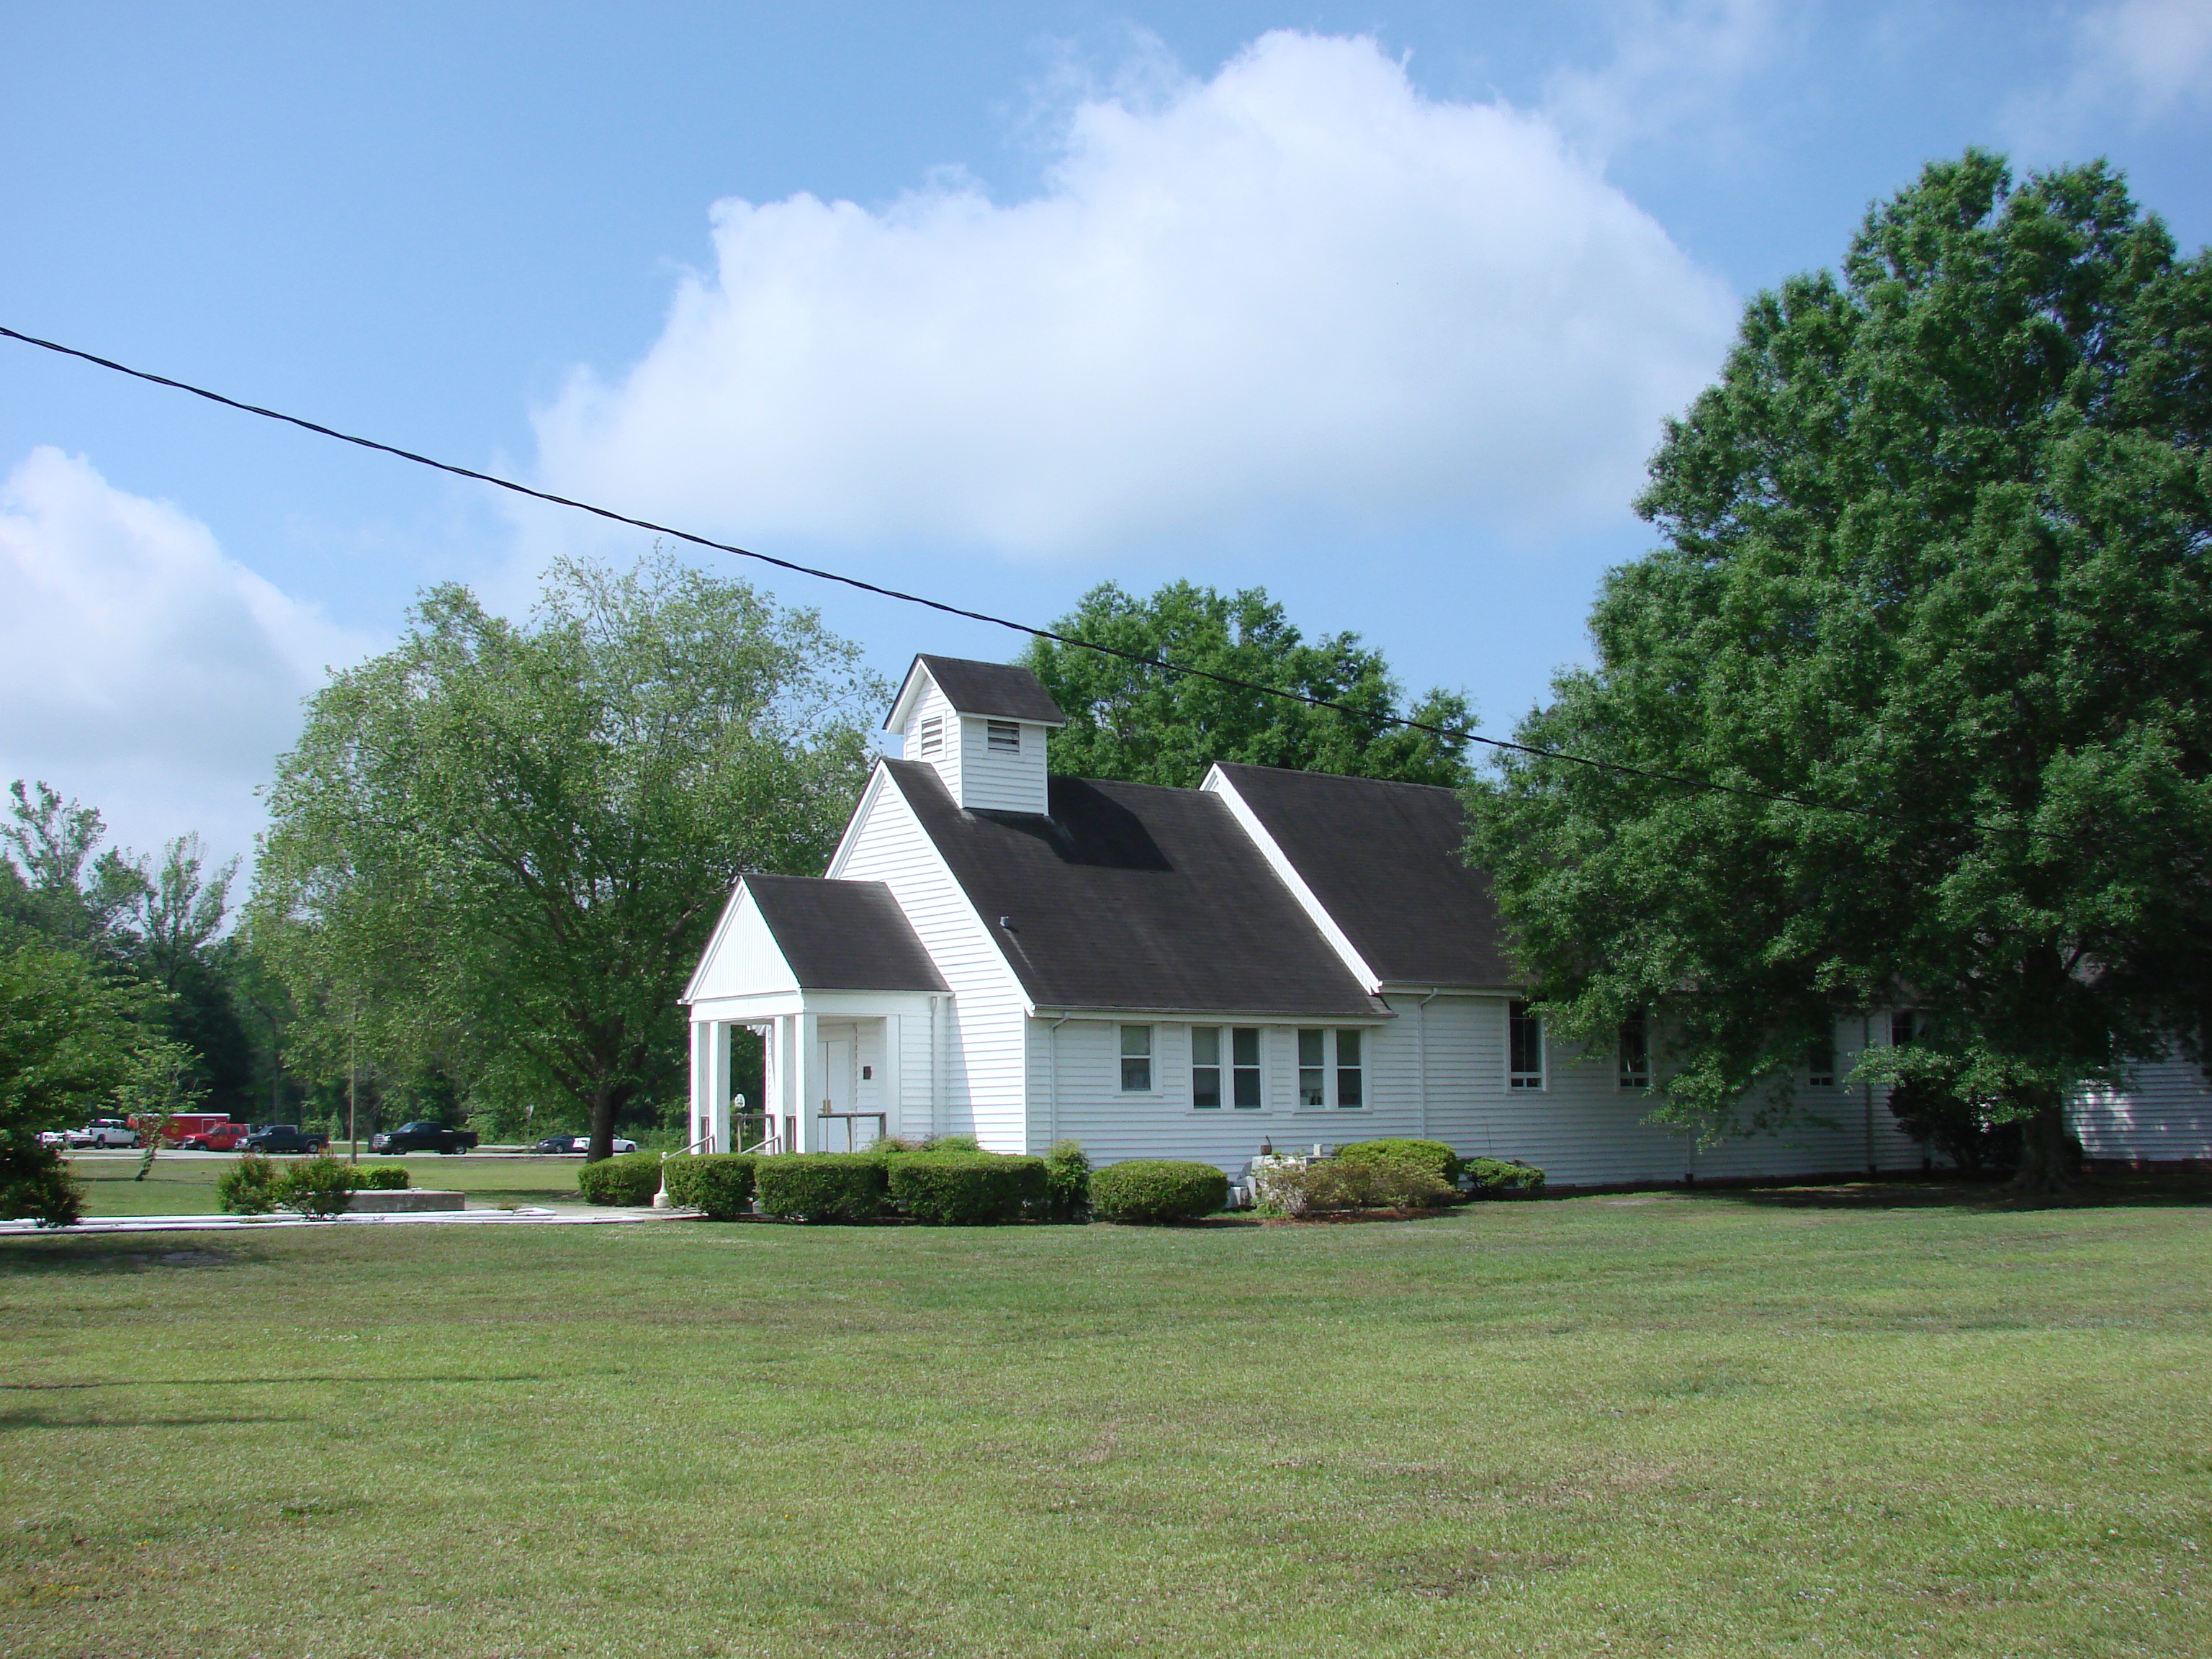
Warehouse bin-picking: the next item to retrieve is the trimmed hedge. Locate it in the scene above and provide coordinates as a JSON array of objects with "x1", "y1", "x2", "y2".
[
  {"x1": 576, "y1": 1150, "x2": 665, "y2": 1207},
  {"x1": 886, "y1": 1151, "x2": 1046, "y2": 1226},
  {"x1": 1464, "y1": 1156, "x2": 1546, "y2": 1196},
  {"x1": 662, "y1": 1152, "x2": 757, "y2": 1219},
  {"x1": 349, "y1": 1166, "x2": 411, "y2": 1191},
  {"x1": 752, "y1": 1153, "x2": 889, "y2": 1224},
  {"x1": 1089, "y1": 1159, "x2": 1227, "y2": 1225},
  {"x1": 1335, "y1": 1138, "x2": 1462, "y2": 1185}
]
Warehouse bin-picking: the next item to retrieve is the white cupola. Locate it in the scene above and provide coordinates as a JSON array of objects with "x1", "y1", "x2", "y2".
[{"x1": 884, "y1": 655, "x2": 1066, "y2": 815}]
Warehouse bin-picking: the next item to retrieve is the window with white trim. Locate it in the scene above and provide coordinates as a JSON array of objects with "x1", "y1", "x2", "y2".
[
  {"x1": 1618, "y1": 1010, "x2": 1650, "y2": 1090},
  {"x1": 1193, "y1": 1026, "x2": 1262, "y2": 1108},
  {"x1": 986, "y1": 719, "x2": 1020, "y2": 753},
  {"x1": 1192, "y1": 1025, "x2": 1222, "y2": 1108},
  {"x1": 1120, "y1": 1025, "x2": 1153, "y2": 1092},
  {"x1": 1509, "y1": 1001, "x2": 1545, "y2": 1089},
  {"x1": 1807, "y1": 1029, "x2": 1836, "y2": 1088},
  {"x1": 1298, "y1": 1028, "x2": 1365, "y2": 1107},
  {"x1": 919, "y1": 715, "x2": 943, "y2": 757}
]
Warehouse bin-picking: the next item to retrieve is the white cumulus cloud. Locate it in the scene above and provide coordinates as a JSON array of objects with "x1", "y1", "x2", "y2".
[
  {"x1": 0, "y1": 446, "x2": 372, "y2": 860},
  {"x1": 2008, "y1": 0, "x2": 2212, "y2": 141},
  {"x1": 533, "y1": 30, "x2": 1737, "y2": 560}
]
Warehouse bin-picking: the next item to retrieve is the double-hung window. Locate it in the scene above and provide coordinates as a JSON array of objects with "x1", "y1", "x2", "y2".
[
  {"x1": 986, "y1": 719, "x2": 1020, "y2": 753},
  {"x1": 1120, "y1": 1025, "x2": 1153, "y2": 1092},
  {"x1": 1298, "y1": 1029, "x2": 1365, "y2": 1107},
  {"x1": 1618, "y1": 1010, "x2": 1650, "y2": 1090},
  {"x1": 1807, "y1": 1028, "x2": 1836, "y2": 1088},
  {"x1": 1193, "y1": 1027, "x2": 1262, "y2": 1108},
  {"x1": 1509, "y1": 1001, "x2": 1545, "y2": 1089}
]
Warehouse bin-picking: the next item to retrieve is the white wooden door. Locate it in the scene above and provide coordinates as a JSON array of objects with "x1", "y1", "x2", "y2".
[{"x1": 820, "y1": 1035, "x2": 855, "y2": 1148}]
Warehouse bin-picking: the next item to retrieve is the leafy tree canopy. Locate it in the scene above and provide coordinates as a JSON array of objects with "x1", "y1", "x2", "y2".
[
  {"x1": 1019, "y1": 581, "x2": 1472, "y2": 790},
  {"x1": 1464, "y1": 152, "x2": 2212, "y2": 1190},
  {"x1": 251, "y1": 552, "x2": 883, "y2": 1159}
]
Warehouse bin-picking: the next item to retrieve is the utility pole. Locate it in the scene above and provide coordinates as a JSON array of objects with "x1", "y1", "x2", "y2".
[{"x1": 347, "y1": 999, "x2": 359, "y2": 1164}]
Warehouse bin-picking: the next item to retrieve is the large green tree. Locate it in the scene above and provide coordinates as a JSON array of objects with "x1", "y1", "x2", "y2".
[
  {"x1": 1464, "y1": 153, "x2": 2212, "y2": 1191},
  {"x1": 1020, "y1": 580, "x2": 1472, "y2": 789},
  {"x1": 252, "y1": 553, "x2": 881, "y2": 1159},
  {"x1": 0, "y1": 939, "x2": 151, "y2": 1225}
]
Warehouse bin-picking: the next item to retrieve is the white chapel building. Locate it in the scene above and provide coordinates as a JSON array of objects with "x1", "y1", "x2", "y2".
[{"x1": 681, "y1": 655, "x2": 2211, "y2": 1183}]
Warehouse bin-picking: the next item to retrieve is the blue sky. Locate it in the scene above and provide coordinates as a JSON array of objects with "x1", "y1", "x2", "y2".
[{"x1": 4, "y1": 1, "x2": 2210, "y2": 865}]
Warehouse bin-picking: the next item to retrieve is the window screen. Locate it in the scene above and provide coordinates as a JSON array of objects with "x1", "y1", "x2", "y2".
[
  {"x1": 1298, "y1": 1029, "x2": 1325, "y2": 1106},
  {"x1": 1618, "y1": 1010, "x2": 1650, "y2": 1089},
  {"x1": 1120, "y1": 1025, "x2": 1153, "y2": 1092},
  {"x1": 1807, "y1": 1030, "x2": 1836, "y2": 1087},
  {"x1": 986, "y1": 720, "x2": 1020, "y2": 753},
  {"x1": 1509, "y1": 1001, "x2": 1544, "y2": 1089},
  {"x1": 1335, "y1": 1028, "x2": 1362, "y2": 1107},
  {"x1": 1231, "y1": 1027, "x2": 1262, "y2": 1109},
  {"x1": 1191, "y1": 1026, "x2": 1221, "y2": 1109}
]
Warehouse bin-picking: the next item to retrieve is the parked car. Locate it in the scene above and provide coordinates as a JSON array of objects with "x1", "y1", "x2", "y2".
[
  {"x1": 37, "y1": 1130, "x2": 68, "y2": 1148},
  {"x1": 368, "y1": 1120, "x2": 480, "y2": 1155},
  {"x1": 242, "y1": 1124, "x2": 328, "y2": 1155},
  {"x1": 65, "y1": 1119, "x2": 140, "y2": 1149},
  {"x1": 531, "y1": 1132, "x2": 639, "y2": 1154}
]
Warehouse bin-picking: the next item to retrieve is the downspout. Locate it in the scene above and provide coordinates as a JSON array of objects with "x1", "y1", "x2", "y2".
[
  {"x1": 1048, "y1": 1014, "x2": 1071, "y2": 1152},
  {"x1": 1416, "y1": 990, "x2": 1440, "y2": 1140}
]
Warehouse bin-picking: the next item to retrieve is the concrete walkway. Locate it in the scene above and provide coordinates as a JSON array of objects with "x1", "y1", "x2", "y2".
[{"x1": 0, "y1": 1205, "x2": 698, "y2": 1238}]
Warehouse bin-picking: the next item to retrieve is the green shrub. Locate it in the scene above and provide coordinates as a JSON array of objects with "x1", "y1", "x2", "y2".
[
  {"x1": 662, "y1": 1152, "x2": 757, "y2": 1219},
  {"x1": 1336, "y1": 1138, "x2": 1462, "y2": 1185},
  {"x1": 347, "y1": 1166, "x2": 411, "y2": 1191},
  {"x1": 278, "y1": 1155, "x2": 356, "y2": 1219},
  {"x1": 752, "y1": 1153, "x2": 889, "y2": 1223},
  {"x1": 1464, "y1": 1157, "x2": 1546, "y2": 1196},
  {"x1": 886, "y1": 1152, "x2": 1046, "y2": 1226},
  {"x1": 920, "y1": 1133, "x2": 981, "y2": 1154},
  {"x1": 1089, "y1": 1159, "x2": 1227, "y2": 1225},
  {"x1": 217, "y1": 1151, "x2": 284, "y2": 1215},
  {"x1": 1252, "y1": 1153, "x2": 1453, "y2": 1215},
  {"x1": 3, "y1": 1141, "x2": 84, "y2": 1228},
  {"x1": 575, "y1": 1151, "x2": 664, "y2": 1207},
  {"x1": 1041, "y1": 1139, "x2": 1091, "y2": 1222}
]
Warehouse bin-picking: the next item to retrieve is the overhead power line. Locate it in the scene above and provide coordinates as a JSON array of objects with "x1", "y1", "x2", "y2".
[{"x1": 1, "y1": 320, "x2": 1905, "y2": 826}]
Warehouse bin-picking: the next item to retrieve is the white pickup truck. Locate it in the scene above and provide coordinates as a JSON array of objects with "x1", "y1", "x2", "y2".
[{"x1": 65, "y1": 1119, "x2": 140, "y2": 1149}]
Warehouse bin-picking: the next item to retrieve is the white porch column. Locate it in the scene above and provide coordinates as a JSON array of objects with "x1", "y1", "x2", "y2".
[
  {"x1": 773, "y1": 1014, "x2": 799, "y2": 1151},
  {"x1": 796, "y1": 1012, "x2": 823, "y2": 1151},
  {"x1": 880, "y1": 1013, "x2": 905, "y2": 1141},
  {"x1": 688, "y1": 1018, "x2": 711, "y2": 1148},
  {"x1": 706, "y1": 1021, "x2": 732, "y2": 1153}
]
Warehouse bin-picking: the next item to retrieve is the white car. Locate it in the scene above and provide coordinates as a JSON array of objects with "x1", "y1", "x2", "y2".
[{"x1": 65, "y1": 1120, "x2": 139, "y2": 1149}]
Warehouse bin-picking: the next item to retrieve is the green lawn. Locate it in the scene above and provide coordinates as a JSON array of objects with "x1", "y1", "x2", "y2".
[
  {"x1": 4, "y1": 1183, "x2": 2208, "y2": 1658},
  {"x1": 63, "y1": 1153, "x2": 588, "y2": 1216}
]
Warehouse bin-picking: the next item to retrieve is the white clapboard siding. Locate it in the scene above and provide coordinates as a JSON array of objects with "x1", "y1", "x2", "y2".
[
  {"x1": 1042, "y1": 996, "x2": 1925, "y2": 1184},
  {"x1": 899, "y1": 680, "x2": 963, "y2": 806},
  {"x1": 829, "y1": 768, "x2": 1030, "y2": 1153},
  {"x1": 2075, "y1": 1053, "x2": 2212, "y2": 1163},
  {"x1": 954, "y1": 715, "x2": 1051, "y2": 814}
]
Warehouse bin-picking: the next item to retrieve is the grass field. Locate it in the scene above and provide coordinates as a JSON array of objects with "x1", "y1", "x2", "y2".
[
  {"x1": 62, "y1": 1154, "x2": 588, "y2": 1217},
  {"x1": 4, "y1": 1182, "x2": 2208, "y2": 1658}
]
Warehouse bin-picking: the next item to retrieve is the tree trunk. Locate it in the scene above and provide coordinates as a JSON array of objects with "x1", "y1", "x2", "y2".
[
  {"x1": 587, "y1": 1089, "x2": 617, "y2": 1163},
  {"x1": 2004, "y1": 1089, "x2": 2082, "y2": 1195}
]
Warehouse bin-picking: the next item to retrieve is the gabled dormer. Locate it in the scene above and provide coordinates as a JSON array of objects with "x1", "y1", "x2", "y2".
[{"x1": 884, "y1": 655, "x2": 1066, "y2": 814}]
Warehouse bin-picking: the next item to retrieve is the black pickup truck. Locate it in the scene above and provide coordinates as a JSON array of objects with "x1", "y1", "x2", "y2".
[
  {"x1": 369, "y1": 1120, "x2": 480, "y2": 1155},
  {"x1": 243, "y1": 1124, "x2": 327, "y2": 1155}
]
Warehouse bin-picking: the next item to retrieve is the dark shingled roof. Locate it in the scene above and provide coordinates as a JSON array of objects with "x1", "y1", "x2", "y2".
[
  {"x1": 744, "y1": 873, "x2": 948, "y2": 992},
  {"x1": 881, "y1": 760, "x2": 1383, "y2": 1017},
  {"x1": 899, "y1": 655, "x2": 1067, "y2": 727},
  {"x1": 1211, "y1": 763, "x2": 1519, "y2": 990}
]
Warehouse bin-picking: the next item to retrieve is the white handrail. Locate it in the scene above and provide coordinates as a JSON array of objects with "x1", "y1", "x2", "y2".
[{"x1": 653, "y1": 1130, "x2": 719, "y2": 1208}]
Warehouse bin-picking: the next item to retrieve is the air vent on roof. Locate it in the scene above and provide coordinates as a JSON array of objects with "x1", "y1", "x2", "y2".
[{"x1": 986, "y1": 720, "x2": 1020, "y2": 754}]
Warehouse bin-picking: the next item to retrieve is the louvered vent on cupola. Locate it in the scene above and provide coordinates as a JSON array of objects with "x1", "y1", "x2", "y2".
[{"x1": 884, "y1": 655, "x2": 1068, "y2": 815}]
